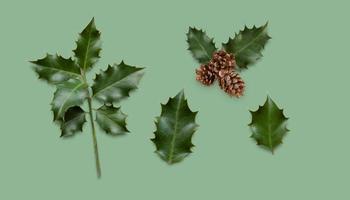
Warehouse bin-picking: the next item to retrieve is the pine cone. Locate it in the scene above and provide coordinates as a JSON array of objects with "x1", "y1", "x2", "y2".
[
  {"x1": 208, "y1": 50, "x2": 236, "y2": 74},
  {"x1": 218, "y1": 69, "x2": 245, "y2": 97},
  {"x1": 195, "y1": 64, "x2": 216, "y2": 86}
]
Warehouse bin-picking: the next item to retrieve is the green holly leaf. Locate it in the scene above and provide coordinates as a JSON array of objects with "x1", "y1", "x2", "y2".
[
  {"x1": 92, "y1": 62, "x2": 144, "y2": 104},
  {"x1": 223, "y1": 23, "x2": 271, "y2": 69},
  {"x1": 151, "y1": 90, "x2": 199, "y2": 164},
  {"x1": 249, "y1": 96, "x2": 289, "y2": 153},
  {"x1": 51, "y1": 79, "x2": 88, "y2": 121},
  {"x1": 187, "y1": 27, "x2": 217, "y2": 64},
  {"x1": 31, "y1": 54, "x2": 81, "y2": 84},
  {"x1": 60, "y1": 106, "x2": 86, "y2": 137},
  {"x1": 95, "y1": 104, "x2": 128, "y2": 135},
  {"x1": 73, "y1": 18, "x2": 101, "y2": 72}
]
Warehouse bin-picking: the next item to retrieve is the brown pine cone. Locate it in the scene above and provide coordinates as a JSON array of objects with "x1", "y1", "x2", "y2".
[
  {"x1": 218, "y1": 69, "x2": 245, "y2": 97},
  {"x1": 195, "y1": 64, "x2": 216, "y2": 86},
  {"x1": 208, "y1": 50, "x2": 236, "y2": 74}
]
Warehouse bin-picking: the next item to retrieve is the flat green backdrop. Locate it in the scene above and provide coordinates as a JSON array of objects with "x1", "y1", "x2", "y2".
[{"x1": 0, "y1": 0, "x2": 349, "y2": 199}]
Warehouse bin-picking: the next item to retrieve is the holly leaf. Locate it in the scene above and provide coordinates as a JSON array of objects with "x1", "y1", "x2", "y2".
[
  {"x1": 187, "y1": 27, "x2": 217, "y2": 64},
  {"x1": 249, "y1": 96, "x2": 289, "y2": 153},
  {"x1": 51, "y1": 79, "x2": 88, "y2": 121},
  {"x1": 60, "y1": 106, "x2": 86, "y2": 137},
  {"x1": 73, "y1": 18, "x2": 101, "y2": 72},
  {"x1": 31, "y1": 54, "x2": 81, "y2": 84},
  {"x1": 223, "y1": 23, "x2": 271, "y2": 69},
  {"x1": 95, "y1": 104, "x2": 128, "y2": 135},
  {"x1": 151, "y1": 90, "x2": 199, "y2": 164},
  {"x1": 92, "y1": 62, "x2": 144, "y2": 104}
]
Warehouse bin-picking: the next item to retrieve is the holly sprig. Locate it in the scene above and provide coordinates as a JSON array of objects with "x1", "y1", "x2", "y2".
[{"x1": 31, "y1": 18, "x2": 144, "y2": 178}]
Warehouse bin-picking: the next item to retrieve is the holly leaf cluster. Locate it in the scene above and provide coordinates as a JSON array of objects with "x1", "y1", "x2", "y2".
[
  {"x1": 31, "y1": 18, "x2": 144, "y2": 177},
  {"x1": 187, "y1": 23, "x2": 271, "y2": 97},
  {"x1": 187, "y1": 23, "x2": 270, "y2": 69}
]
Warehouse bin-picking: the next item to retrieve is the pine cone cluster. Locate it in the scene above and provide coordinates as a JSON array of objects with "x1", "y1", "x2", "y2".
[{"x1": 195, "y1": 50, "x2": 245, "y2": 97}]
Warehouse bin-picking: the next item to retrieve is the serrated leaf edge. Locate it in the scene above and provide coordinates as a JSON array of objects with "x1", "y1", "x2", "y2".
[
  {"x1": 248, "y1": 96, "x2": 289, "y2": 154},
  {"x1": 92, "y1": 61, "x2": 144, "y2": 98},
  {"x1": 186, "y1": 27, "x2": 217, "y2": 63},
  {"x1": 30, "y1": 53, "x2": 82, "y2": 82},
  {"x1": 152, "y1": 90, "x2": 199, "y2": 164},
  {"x1": 51, "y1": 81, "x2": 88, "y2": 121},
  {"x1": 234, "y1": 23, "x2": 271, "y2": 55},
  {"x1": 95, "y1": 104, "x2": 129, "y2": 135},
  {"x1": 60, "y1": 107, "x2": 87, "y2": 137},
  {"x1": 73, "y1": 17, "x2": 102, "y2": 72},
  {"x1": 223, "y1": 22, "x2": 271, "y2": 69}
]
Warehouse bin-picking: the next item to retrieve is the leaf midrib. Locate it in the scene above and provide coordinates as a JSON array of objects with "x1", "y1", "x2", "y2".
[
  {"x1": 92, "y1": 70, "x2": 139, "y2": 98},
  {"x1": 39, "y1": 65, "x2": 81, "y2": 77},
  {"x1": 192, "y1": 32, "x2": 211, "y2": 60},
  {"x1": 168, "y1": 93, "x2": 183, "y2": 163},
  {"x1": 57, "y1": 82, "x2": 86, "y2": 118},
  {"x1": 64, "y1": 111, "x2": 85, "y2": 126},
  {"x1": 82, "y1": 25, "x2": 93, "y2": 72},
  {"x1": 267, "y1": 105, "x2": 273, "y2": 151},
  {"x1": 97, "y1": 110, "x2": 122, "y2": 127},
  {"x1": 234, "y1": 26, "x2": 266, "y2": 56}
]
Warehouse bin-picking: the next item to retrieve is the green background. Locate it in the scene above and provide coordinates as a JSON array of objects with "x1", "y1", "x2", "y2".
[{"x1": 0, "y1": 0, "x2": 349, "y2": 199}]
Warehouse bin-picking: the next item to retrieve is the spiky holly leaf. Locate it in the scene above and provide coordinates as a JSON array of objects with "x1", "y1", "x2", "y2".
[
  {"x1": 92, "y1": 62, "x2": 144, "y2": 104},
  {"x1": 151, "y1": 90, "x2": 199, "y2": 164},
  {"x1": 249, "y1": 96, "x2": 289, "y2": 153},
  {"x1": 31, "y1": 54, "x2": 81, "y2": 84},
  {"x1": 51, "y1": 79, "x2": 88, "y2": 121},
  {"x1": 73, "y1": 18, "x2": 101, "y2": 72},
  {"x1": 187, "y1": 27, "x2": 217, "y2": 64},
  {"x1": 95, "y1": 104, "x2": 128, "y2": 135},
  {"x1": 60, "y1": 106, "x2": 86, "y2": 137},
  {"x1": 223, "y1": 23, "x2": 271, "y2": 69}
]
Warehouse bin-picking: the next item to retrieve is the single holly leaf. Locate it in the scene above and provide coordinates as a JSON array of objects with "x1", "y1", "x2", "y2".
[
  {"x1": 92, "y1": 61, "x2": 144, "y2": 104},
  {"x1": 73, "y1": 18, "x2": 101, "y2": 72},
  {"x1": 151, "y1": 90, "x2": 199, "y2": 164},
  {"x1": 51, "y1": 79, "x2": 88, "y2": 121},
  {"x1": 249, "y1": 96, "x2": 289, "y2": 153},
  {"x1": 187, "y1": 27, "x2": 217, "y2": 64},
  {"x1": 31, "y1": 54, "x2": 81, "y2": 84},
  {"x1": 223, "y1": 23, "x2": 271, "y2": 69},
  {"x1": 95, "y1": 104, "x2": 128, "y2": 135},
  {"x1": 60, "y1": 106, "x2": 86, "y2": 137}
]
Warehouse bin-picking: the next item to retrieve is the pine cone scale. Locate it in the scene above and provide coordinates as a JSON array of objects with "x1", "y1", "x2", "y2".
[{"x1": 195, "y1": 64, "x2": 215, "y2": 86}]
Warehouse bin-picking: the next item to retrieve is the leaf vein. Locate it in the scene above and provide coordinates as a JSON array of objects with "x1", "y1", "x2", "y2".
[
  {"x1": 192, "y1": 34, "x2": 211, "y2": 60},
  {"x1": 82, "y1": 25, "x2": 93, "y2": 72},
  {"x1": 168, "y1": 92, "x2": 183, "y2": 163},
  {"x1": 235, "y1": 26, "x2": 266, "y2": 56},
  {"x1": 57, "y1": 82, "x2": 85, "y2": 118}
]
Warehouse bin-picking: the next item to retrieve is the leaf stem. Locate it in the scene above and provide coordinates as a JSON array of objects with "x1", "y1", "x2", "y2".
[
  {"x1": 88, "y1": 96, "x2": 101, "y2": 178},
  {"x1": 80, "y1": 69, "x2": 101, "y2": 178}
]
